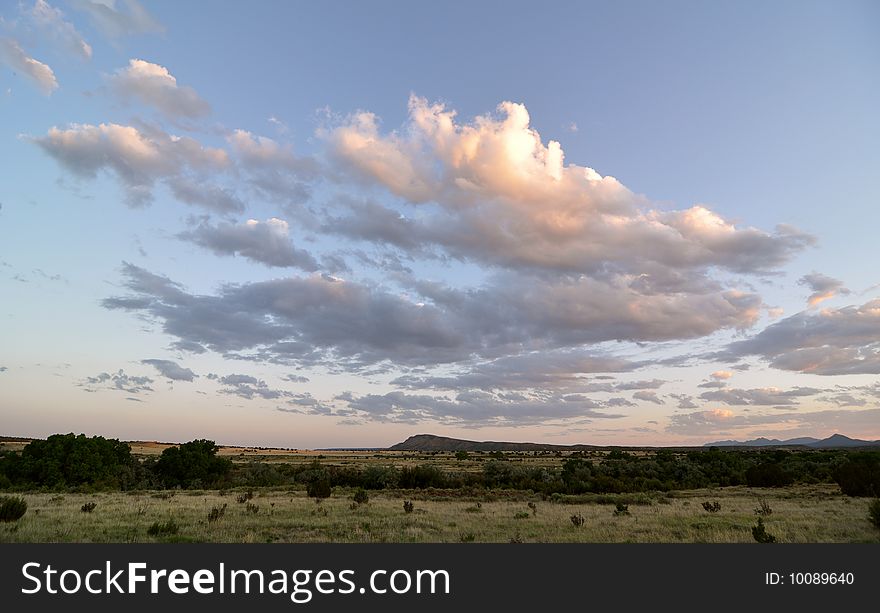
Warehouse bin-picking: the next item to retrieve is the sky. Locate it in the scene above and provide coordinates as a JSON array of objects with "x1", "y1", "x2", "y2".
[{"x1": 1, "y1": 0, "x2": 879, "y2": 449}]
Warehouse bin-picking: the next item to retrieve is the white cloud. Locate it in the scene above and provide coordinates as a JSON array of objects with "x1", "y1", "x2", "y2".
[
  {"x1": 30, "y1": 0, "x2": 92, "y2": 60},
  {"x1": 0, "y1": 37, "x2": 58, "y2": 95},
  {"x1": 70, "y1": 0, "x2": 163, "y2": 38},
  {"x1": 109, "y1": 59, "x2": 210, "y2": 119}
]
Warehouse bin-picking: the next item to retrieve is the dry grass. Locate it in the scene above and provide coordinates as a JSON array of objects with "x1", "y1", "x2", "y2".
[{"x1": 1, "y1": 484, "x2": 876, "y2": 543}]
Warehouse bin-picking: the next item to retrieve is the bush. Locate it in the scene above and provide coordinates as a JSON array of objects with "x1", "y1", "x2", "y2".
[
  {"x1": 147, "y1": 520, "x2": 179, "y2": 537},
  {"x1": 570, "y1": 512, "x2": 585, "y2": 527},
  {"x1": 752, "y1": 517, "x2": 776, "y2": 543},
  {"x1": 236, "y1": 490, "x2": 254, "y2": 503},
  {"x1": 0, "y1": 496, "x2": 27, "y2": 522},
  {"x1": 403, "y1": 500, "x2": 414, "y2": 514},
  {"x1": 245, "y1": 502, "x2": 259, "y2": 514},
  {"x1": 834, "y1": 457, "x2": 880, "y2": 497},
  {"x1": 869, "y1": 499, "x2": 880, "y2": 530},
  {"x1": 613, "y1": 503, "x2": 630, "y2": 516},
  {"x1": 352, "y1": 488, "x2": 369, "y2": 505},
  {"x1": 754, "y1": 499, "x2": 772, "y2": 516},
  {"x1": 528, "y1": 502, "x2": 537, "y2": 516},
  {"x1": 746, "y1": 463, "x2": 794, "y2": 488},
  {"x1": 154, "y1": 439, "x2": 233, "y2": 489},
  {"x1": 207, "y1": 504, "x2": 227, "y2": 522},
  {"x1": 514, "y1": 511, "x2": 530, "y2": 519},
  {"x1": 81, "y1": 502, "x2": 97, "y2": 513},
  {"x1": 307, "y1": 479, "x2": 332, "y2": 499},
  {"x1": 702, "y1": 501, "x2": 721, "y2": 513}
]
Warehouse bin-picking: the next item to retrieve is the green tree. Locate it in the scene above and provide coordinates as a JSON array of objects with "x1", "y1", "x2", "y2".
[{"x1": 155, "y1": 439, "x2": 232, "y2": 488}]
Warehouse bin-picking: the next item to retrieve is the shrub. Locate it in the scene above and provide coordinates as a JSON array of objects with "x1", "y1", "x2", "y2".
[
  {"x1": 702, "y1": 501, "x2": 721, "y2": 513},
  {"x1": 455, "y1": 451, "x2": 469, "y2": 461},
  {"x1": 868, "y1": 499, "x2": 880, "y2": 530},
  {"x1": 613, "y1": 503, "x2": 630, "y2": 516},
  {"x1": 155, "y1": 439, "x2": 233, "y2": 489},
  {"x1": 514, "y1": 511, "x2": 530, "y2": 519},
  {"x1": 81, "y1": 502, "x2": 97, "y2": 513},
  {"x1": 746, "y1": 463, "x2": 794, "y2": 488},
  {"x1": 403, "y1": 500, "x2": 414, "y2": 514},
  {"x1": 245, "y1": 502, "x2": 259, "y2": 514},
  {"x1": 570, "y1": 512, "x2": 585, "y2": 527},
  {"x1": 352, "y1": 488, "x2": 369, "y2": 505},
  {"x1": 754, "y1": 499, "x2": 773, "y2": 516},
  {"x1": 0, "y1": 496, "x2": 27, "y2": 522},
  {"x1": 207, "y1": 504, "x2": 227, "y2": 522},
  {"x1": 236, "y1": 490, "x2": 254, "y2": 503},
  {"x1": 459, "y1": 532, "x2": 476, "y2": 542},
  {"x1": 752, "y1": 517, "x2": 776, "y2": 543},
  {"x1": 528, "y1": 502, "x2": 537, "y2": 516},
  {"x1": 834, "y1": 457, "x2": 880, "y2": 497},
  {"x1": 307, "y1": 479, "x2": 332, "y2": 499},
  {"x1": 147, "y1": 520, "x2": 179, "y2": 537}
]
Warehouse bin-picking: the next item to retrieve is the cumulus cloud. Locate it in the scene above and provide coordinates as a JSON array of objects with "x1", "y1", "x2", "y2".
[
  {"x1": 31, "y1": 122, "x2": 228, "y2": 206},
  {"x1": 30, "y1": 0, "x2": 92, "y2": 60},
  {"x1": 81, "y1": 369, "x2": 153, "y2": 394},
  {"x1": 324, "y1": 95, "x2": 814, "y2": 276},
  {"x1": 0, "y1": 37, "x2": 58, "y2": 95},
  {"x1": 178, "y1": 218, "x2": 319, "y2": 270},
  {"x1": 720, "y1": 299, "x2": 880, "y2": 375},
  {"x1": 109, "y1": 59, "x2": 210, "y2": 119},
  {"x1": 70, "y1": 0, "x2": 163, "y2": 38},
  {"x1": 798, "y1": 272, "x2": 850, "y2": 307},
  {"x1": 141, "y1": 358, "x2": 197, "y2": 381}
]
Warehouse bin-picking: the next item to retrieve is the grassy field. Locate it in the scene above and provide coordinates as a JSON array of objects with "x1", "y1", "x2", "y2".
[{"x1": 2, "y1": 483, "x2": 877, "y2": 543}]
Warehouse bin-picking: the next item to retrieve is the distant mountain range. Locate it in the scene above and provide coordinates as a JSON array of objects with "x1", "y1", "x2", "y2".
[
  {"x1": 704, "y1": 433, "x2": 880, "y2": 448},
  {"x1": 387, "y1": 433, "x2": 880, "y2": 452}
]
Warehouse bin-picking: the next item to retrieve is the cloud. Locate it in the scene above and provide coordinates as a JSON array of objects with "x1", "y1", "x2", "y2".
[
  {"x1": 667, "y1": 407, "x2": 880, "y2": 437},
  {"x1": 698, "y1": 386, "x2": 821, "y2": 406},
  {"x1": 711, "y1": 370, "x2": 733, "y2": 380},
  {"x1": 720, "y1": 299, "x2": 880, "y2": 375},
  {"x1": 178, "y1": 218, "x2": 319, "y2": 270},
  {"x1": 0, "y1": 37, "x2": 58, "y2": 95},
  {"x1": 669, "y1": 393, "x2": 699, "y2": 409},
  {"x1": 70, "y1": 0, "x2": 163, "y2": 38},
  {"x1": 798, "y1": 272, "x2": 850, "y2": 307},
  {"x1": 141, "y1": 358, "x2": 197, "y2": 381},
  {"x1": 340, "y1": 389, "x2": 625, "y2": 427},
  {"x1": 166, "y1": 177, "x2": 245, "y2": 213},
  {"x1": 109, "y1": 59, "x2": 210, "y2": 119},
  {"x1": 390, "y1": 350, "x2": 641, "y2": 392},
  {"x1": 0, "y1": 366, "x2": 7, "y2": 373},
  {"x1": 324, "y1": 95, "x2": 814, "y2": 276},
  {"x1": 31, "y1": 122, "x2": 229, "y2": 206},
  {"x1": 227, "y1": 129, "x2": 317, "y2": 204},
  {"x1": 633, "y1": 390, "x2": 664, "y2": 405},
  {"x1": 81, "y1": 369, "x2": 153, "y2": 394},
  {"x1": 216, "y1": 373, "x2": 288, "y2": 400},
  {"x1": 30, "y1": 0, "x2": 92, "y2": 60}
]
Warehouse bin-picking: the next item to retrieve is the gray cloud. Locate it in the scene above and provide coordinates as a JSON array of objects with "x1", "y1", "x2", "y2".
[
  {"x1": 227, "y1": 129, "x2": 318, "y2": 204},
  {"x1": 340, "y1": 390, "x2": 625, "y2": 427},
  {"x1": 166, "y1": 177, "x2": 245, "y2": 214},
  {"x1": 109, "y1": 59, "x2": 210, "y2": 119},
  {"x1": 178, "y1": 218, "x2": 319, "y2": 270},
  {"x1": 798, "y1": 272, "x2": 850, "y2": 307},
  {"x1": 141, "y1": 359, "x2": 197, "y2": 382},
  {"x1": 699, "y1": 386, "x2": 821, "y2": 406},
  {"x1": 669, "y1": 393, "x2": 699, "y2": 409},
  {"x1": 81, "y1": 369, "x2": 153, "y2": 394},
  {"x1": 217, "y1": 373, "x2": 288, "y2": 400},
  {"x1": 633, "y1": 390, "x2": 664, "y2": 405},
  {"x1": 719, "y1": 299, "x2": 880, "y2": 375}
]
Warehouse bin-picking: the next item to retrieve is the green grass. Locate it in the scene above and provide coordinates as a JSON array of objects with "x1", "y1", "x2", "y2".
[{"x1": 1, "y1": 483, "x2": 877, "y2": 543}]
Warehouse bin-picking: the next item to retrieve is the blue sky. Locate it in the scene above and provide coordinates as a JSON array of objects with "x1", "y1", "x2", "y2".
[{"x1": 1, "y1": 0, "x2": 879, "y2": 448}]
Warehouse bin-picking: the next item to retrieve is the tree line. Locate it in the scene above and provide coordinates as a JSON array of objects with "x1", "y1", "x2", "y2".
[{"x1": 1, "y1": 433, "x2": 878, "y2": 497}]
